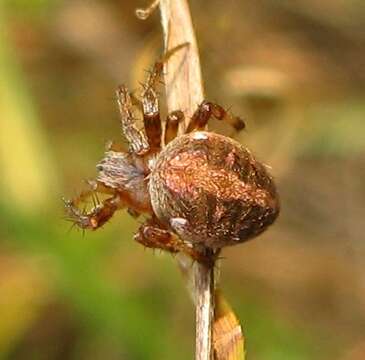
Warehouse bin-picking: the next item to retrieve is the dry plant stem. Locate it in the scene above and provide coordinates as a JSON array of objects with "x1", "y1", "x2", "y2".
[
  {"x1": 194, "y1": 259, "x2": 215, "y2": 360},
  {"x1": 159, "y1": 0, "x2": 204, "y2": 119},
  {"x1": 158, "y1": 1, "x2": 214, "y2": 359}
]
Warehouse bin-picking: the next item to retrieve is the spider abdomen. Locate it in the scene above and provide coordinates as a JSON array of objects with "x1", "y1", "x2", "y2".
[{"x1": 149, "y1": 131, "x2": 280, "y2": 249}]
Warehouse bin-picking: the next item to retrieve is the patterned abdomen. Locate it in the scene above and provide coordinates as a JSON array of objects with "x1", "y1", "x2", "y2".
[{"x1": 149, "y1": 132, "x2": 280, "y2": 249}]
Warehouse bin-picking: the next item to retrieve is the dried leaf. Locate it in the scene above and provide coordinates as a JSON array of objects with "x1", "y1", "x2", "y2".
[{"x1": 213, "y1": 290, "x2": 245, "y2": 360}]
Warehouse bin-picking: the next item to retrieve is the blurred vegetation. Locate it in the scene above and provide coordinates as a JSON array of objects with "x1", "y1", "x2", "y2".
[{"x1": 0, "y1": 0, "x2": 364, "y2": 359}]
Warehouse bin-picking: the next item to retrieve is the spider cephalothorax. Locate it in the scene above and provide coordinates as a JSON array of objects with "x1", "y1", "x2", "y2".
[{"x1": 64, "y1": 59, "x2": 280, "y2": 265}]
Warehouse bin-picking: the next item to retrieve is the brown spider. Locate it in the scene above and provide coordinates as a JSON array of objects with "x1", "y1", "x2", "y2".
[{"x1": 64, "y1": 58, "x2": 280, "y2": 266}]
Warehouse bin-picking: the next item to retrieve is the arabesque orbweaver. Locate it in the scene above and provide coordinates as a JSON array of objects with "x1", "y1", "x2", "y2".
[{"x1": 64, "y1": 56, "x2": 280, "y2": 266}]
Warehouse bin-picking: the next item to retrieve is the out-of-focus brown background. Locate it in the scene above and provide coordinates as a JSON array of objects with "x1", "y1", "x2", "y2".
[{"x1": 1, "y1": 0, "x2": 364, "y2": 359}]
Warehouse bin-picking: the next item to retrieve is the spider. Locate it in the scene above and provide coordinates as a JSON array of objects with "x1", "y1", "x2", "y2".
[{"x1": 64, "y1": 57, "x2": 280, "y2": 266}]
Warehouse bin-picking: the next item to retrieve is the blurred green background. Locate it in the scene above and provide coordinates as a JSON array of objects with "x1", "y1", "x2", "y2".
[{"x1": 0, "y1": 0, "x2": 364, "y2": 359}]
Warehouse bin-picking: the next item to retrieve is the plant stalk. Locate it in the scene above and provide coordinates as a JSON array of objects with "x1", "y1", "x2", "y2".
[{"x1": 158, "y1": 1, "x2": 215, "y2": 359}]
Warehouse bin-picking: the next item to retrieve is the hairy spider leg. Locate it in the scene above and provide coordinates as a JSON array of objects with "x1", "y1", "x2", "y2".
[
  {"x1": 116, "y1": 44, "x2": 189, "y2": 156},
  {"x1": 119, "y1": 91, "x2": 157, "y2": 150},
  {"x1": 138, "y1": 43, "x2": 189, "y2": 152},
  {"x1": 116, "y1": 85, "x2": 150, "y2": 155},
  {"x1": 164, "y1": 110, "x2": 185, "y2": 145},
  {"x1": 63, "y1": 180, "x2": 123, "y2": 230},
  {"x1": 140, "y1": 61, "x2": 164, "y2": 152},
  {"x1": 135, "y1": 218, "x2": 218, "y2": 266},
  {"x1": 186, "y1": 101, "x2": 245, "y2": 133}
]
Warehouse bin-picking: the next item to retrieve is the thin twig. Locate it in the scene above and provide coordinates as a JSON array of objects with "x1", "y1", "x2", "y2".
[
  {"x1": 136, "y1": 1, "x2": 215, "y2": 359},
  {"x1": 194, "y1": 259, "x2": 215, "y2": 360},
  {"x1": 158, "y1": 1, "x2": 214, "y2": 359},
  {"x1": 156, "y1": 0, "x2": 214, "y2": 360},
  {"x1": 158, "y1": 0, "x2": 204, "y2": 118}
]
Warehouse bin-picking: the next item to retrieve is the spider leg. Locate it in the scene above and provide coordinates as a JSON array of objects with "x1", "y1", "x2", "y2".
[
  {"x1": 140, "y1": 62, "x2": 164, "y2": 152},
  {"x1": 143, "y1": 61, "x2": 164, "y2": 92},
  {"x1": 164, "y1": 110, "x2": 185, "y2": 145},
  {"x1": 140, "y1": 43, "x2": 190, "y2": 151},
  {"x1": 186, "y1": 101, "x2": 245, "y2": 133},
  {"x1": 63, "y1": 180, "x2": 122, "y2": 230},
  {"x1": 134, "y1": 218, "x2": 179, "y2": 254},
  {"x1": 116, "y1": 85, "x2": 150, "y2": 155},
  {"x1": 134, "y1": 218, "x2": 217, "y2": 266}
]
